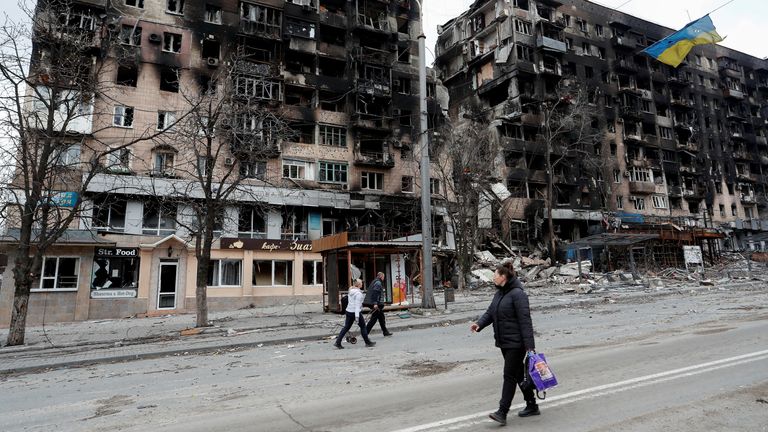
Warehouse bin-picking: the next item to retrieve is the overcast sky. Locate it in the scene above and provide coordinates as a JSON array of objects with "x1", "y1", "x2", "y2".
[{"x1": 2, "y1": 0, "x2": 766, "y2": 65}]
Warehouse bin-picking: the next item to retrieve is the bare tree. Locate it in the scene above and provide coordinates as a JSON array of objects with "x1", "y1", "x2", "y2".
[
  {"x1": 149, "y1": 54, "x2": 294, "y2": 328},
  {"x1": 432, "y1": 111, "x2": 498, "y2": 290},
  {"x1": 537, "y1": 80, "x2": 604, "y2": 258},
  {"x1": 0, "y1": 1, "x2": 184, "y2": 345}
]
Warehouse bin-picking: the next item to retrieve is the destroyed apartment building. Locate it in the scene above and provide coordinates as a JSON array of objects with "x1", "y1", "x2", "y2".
[
  {"x1": 435, "y1": 0, "x2": 768, "y2": 266},
  {"x1": 0, "y1": 0, "x2": 453, "y2": 325}
]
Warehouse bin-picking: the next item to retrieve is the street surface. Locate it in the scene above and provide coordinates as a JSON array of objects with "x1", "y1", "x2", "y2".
[{"x1": 1, "y1": 287, "x2": 767, "y2": 432}]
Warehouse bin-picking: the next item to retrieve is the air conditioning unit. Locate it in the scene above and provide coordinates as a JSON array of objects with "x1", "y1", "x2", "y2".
[
  {"x1": 224, "y1": 157, "x2": 235, "y2": 166},
  {"x1": 629, "y1": 195, "x2": 638, "y2": 201},
  {"x1": 392, "y1": 141, "x2": 403, "y2": 148},
  {"x1": 623, "y1": 171, "x2": 631, "y2": 177},
  {"x1": 389, "y1": 43, "x2": 399, "y2": 51},
  {"x1": 341, "y1": 184, "x2": 349, "y2": 191},
  {"x1": 207, "y1": 57, "x2": 220, "y2": 67},
  {"x1": 149, "y1": 33, "x2": 161, "y2": 44}
]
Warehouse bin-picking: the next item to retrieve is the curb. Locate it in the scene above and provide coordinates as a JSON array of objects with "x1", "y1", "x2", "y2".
[{"x1": 0, "y1": 281, "x2": 763, "y2": 375}]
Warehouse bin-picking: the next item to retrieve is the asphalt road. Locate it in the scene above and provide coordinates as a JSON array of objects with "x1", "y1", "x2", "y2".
[{"x1": 1, "y1": 288, "x2": 767, "y2": 432}]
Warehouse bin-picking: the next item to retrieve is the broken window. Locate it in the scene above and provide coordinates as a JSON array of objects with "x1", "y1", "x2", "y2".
[
  {"x1": 159, "y1": 67, "x2": 179, "y2": 92},
  {"x1": 285, "y1": 19, "x2": 316, "y2": 39},
  {"x1": 116, "y1": 65, "x2": 138, "y2": 87},
  {"x1": 238, "y1": 206, "x2": 266, "y2": 237},
  {"x1": 113, "y1": 105, "x2": 134, "y2": 127},
  {"x1": 398, "y1": 109, "x2": 412, "y2": 127},
  {"x1": 156, "y1": 111, "x2": 176, "y2": 131},
  {"x1": 202, "y1": 37, "x2": 220, "y2": 60},
  {"x1": 125, "y1": 0, "x2": 144, "y2": 8},
  {"x1": 205, "y1": 4, "x2": 222, "y2": 24},
  {"x1": 253, "y1": 260, "x2": 293, "y2": 286},
  {"x1": 162, "y1": 32, "x2": 182, "y2": 53},
  {"x1": 516, "y1": 45, "x2": 533, "y2": 62},
  {"x1": 166, "y1": 0, "x2": 184, "y2": 14},
  {"x1": 319, "y1": 91, "x2": 345, "y2": 111},
  {"x1": 236, "y1": 76, "x2": 282, "y2": 101},
  {"x1": 394, "y1": 77, "x2": 411, "y2": 94},
  {"x1": 401, "y1": 176, "x2": 413, "y2": 193},
  {"x1": 318, "y1": 57, "x2": 345, "y2": 78},
  {"x1": 119, "y1": 25, "x2": 142, "y2": 46},
  {"x1": 285, "y1": 51, "x2": 315, "y2": 74},
  {"x1": 241, "y1": 3, "x2": 282, "y2": 38},
  {"x1": 397, "y1": 44, "x2": 410, "y2": 63},
  {"x1": 361, "y1": 171, "x2": 383, "y2": 190},
  {"x1": 319, "y1": 125, "x2": 346, "y2": 147}
]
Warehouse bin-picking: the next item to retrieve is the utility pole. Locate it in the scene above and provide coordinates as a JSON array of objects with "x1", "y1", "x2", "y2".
[{"x1": 416, "y1": 0, "x2": 435, "y2": 308}]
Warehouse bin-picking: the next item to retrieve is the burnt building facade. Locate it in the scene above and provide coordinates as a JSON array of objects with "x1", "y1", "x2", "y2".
[
  {"x1": 0, "y1": 0, "x2": 450, "y2": 325},
  {"x1": 435, "y1": 0, "x2": 768, "y2": 253}
]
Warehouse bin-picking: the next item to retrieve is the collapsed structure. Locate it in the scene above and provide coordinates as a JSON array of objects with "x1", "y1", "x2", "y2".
[{"x1": 434, "y1": 0, "x2": 768, "y2": 263}]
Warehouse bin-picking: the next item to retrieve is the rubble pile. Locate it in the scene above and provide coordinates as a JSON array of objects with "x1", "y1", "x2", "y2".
[{"x1": 467, "y1": 246, "x2": 768, "y2": 295}]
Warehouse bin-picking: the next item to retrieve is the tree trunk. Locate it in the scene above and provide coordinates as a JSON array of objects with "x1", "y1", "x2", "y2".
[
  {"x1": 546, "y1": 150, "x2": 557, "y2": 260},
  {"x1": 195, "y1": 231, "x2": 212, "y2": 328},
  {"x1": 6, "y1": 255, "x2": 33, "y2": 346}
]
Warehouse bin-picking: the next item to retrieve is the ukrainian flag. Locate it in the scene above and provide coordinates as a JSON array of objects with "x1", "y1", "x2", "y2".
[{"x1": 643, "y1": 15, "x2": 724, "y2": 68}]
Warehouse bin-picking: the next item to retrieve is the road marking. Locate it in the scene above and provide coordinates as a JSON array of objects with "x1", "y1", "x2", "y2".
[{"x1": 390, "y1": 348, "x2": 768, "y2": 432}]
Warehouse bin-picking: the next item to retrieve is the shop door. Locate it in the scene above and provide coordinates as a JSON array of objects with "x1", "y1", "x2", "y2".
[{"x1": 157, "y1": 262, "x2": 178, "y2": 310}]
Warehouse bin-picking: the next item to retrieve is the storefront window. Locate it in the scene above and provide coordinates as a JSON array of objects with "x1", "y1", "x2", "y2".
[
  {"x1": 37, "y1": 257, "x2": 80, "y2": 290},
  {"x1": 91, "y1": 248, "x2": 139, "y2": 290},
  {"x1": 302, "y1": 260, "x2": 323, "y2": 285},
  {"x1": 208, "y1": 259, "x2": 242, "y2": 286},
  {"x1": 253, "y1": 260, "x2": 293, "y2": 286}
]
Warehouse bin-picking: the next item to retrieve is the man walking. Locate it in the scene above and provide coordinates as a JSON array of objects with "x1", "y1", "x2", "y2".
[{"x1": 364, "y1": 272, "x2": 392, "y2": 336}]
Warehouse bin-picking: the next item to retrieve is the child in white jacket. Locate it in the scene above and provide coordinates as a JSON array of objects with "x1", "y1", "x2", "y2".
[{"x1": 334, "y1": 279, "x2": 376, "y2": 348}]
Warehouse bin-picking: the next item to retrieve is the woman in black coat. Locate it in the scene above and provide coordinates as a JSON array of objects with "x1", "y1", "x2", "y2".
[{"x1": 470, "y1": 261, "x2": 539, "y2": 426}]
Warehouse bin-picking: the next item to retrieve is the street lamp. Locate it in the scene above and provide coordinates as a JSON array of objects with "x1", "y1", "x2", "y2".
[{"x1": 414, "y1": 0, "x2": 434, "y2": 308}]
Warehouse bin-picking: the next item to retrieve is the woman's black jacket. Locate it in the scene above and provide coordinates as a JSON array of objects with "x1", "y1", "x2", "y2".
[{"x1": 475, "y1": 278, "x2": 535, "y2": 350}]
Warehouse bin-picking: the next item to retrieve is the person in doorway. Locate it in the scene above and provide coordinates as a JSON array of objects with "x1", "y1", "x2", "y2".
[
  {"x1": 364, "y1": 272, "x2": 392, "y2": 336},
  {"x1": 470, "y1": 261, "x2": 538, "y2": 426},
  {"x1": 335, "y1": 279, "x2": 375, "y2": 349}
]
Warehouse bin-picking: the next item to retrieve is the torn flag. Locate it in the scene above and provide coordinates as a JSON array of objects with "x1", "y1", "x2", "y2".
[{"x1": 642, "y1": 15, "x2": 723, "y2": 68}]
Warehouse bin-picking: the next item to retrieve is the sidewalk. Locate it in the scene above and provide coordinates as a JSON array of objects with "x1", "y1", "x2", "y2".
[{"x1": 0, "y1": 280, "x2": 762, "y2": 374}]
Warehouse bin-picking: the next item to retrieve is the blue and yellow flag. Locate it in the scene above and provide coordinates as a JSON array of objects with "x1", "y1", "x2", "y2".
[{"x1": 643, "y1": 15, "x2": 723, "y2": 68}]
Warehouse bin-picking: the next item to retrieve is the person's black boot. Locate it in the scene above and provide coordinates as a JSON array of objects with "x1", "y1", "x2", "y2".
[
  {"x1": 333, "y1": 342, "x2": 344, "y2": 349},
  {"x1": 517, "y1": 403, "x2": 540, "y2": 417},
  {"x1": 489, "y1": 409, "x2": 507, "y2": 425}
]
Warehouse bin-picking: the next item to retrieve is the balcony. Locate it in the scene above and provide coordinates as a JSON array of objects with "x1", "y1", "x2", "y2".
[
  {"x1": 536, "y1": 35, "x2": 567, "y2": 53},
  {"x1": 741, "y1": 194, "x2": 757, "y2": 204},
  {"x1": 679, "y1": 166, "x2": 698, "y2": 175},
  {"x1": 240, "y1": 19, "x2": 282, "y2": 40},
  {"x1": 737, "y1": 172, "x2": 757, "y2": 182},
  {"x1": 356, "y1": 79, "x2": 392, "y2": 97},
  {"x1": 355, "y1": 13, "x2": 393, "y2": 34},
  {"x1": 502, "y1": 138, "x2": 544, "y2": 154},
  {"x1": 682, "y1": 189, "x2": 701, "y2": 199},
  {"x1": 354, "y1": 151, "x2": 395, "y2": 168},
  {"x1": 723, "y1": 88, "x2": 745, "y2": 100},
  {"x1": 676, "y1": 142, "x2": 699, "y2": 152},
  {"x1": 620, "y1": 106, "x2": 641, "y2": 119},
  {"x1": 538, "y1": 60, "x2": 562, "y2": 76},
  {"x1": 733, "y1": 150, "x2": 751, "y2": 160},
  {"x1": 668, "y1": 186, "x2": 683, "y2": 197},
  {"x1": 628, "y1": 181, "x2": 656, "y2": 194},
  {"x1": 610, "y1": 36, "x2": 636, "y2": 49},
  {"x1": 352, "y1": 46, "x2": 394, "y2": 65},
  {"x1": 612, "y1": 59, "x2": 638, "y2": 73},
  {"x1": 670, "y1": 98, "x2": 693, "y2": 109},
  {"x1": 718, "y1": 63, "x2": 741, "y2": 79},
  {"x1": 756, "y1": 136, "x2": 768, "y2": 146}
]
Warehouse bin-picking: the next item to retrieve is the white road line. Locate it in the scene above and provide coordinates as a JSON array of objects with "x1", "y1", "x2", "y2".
[{"x1": 390, "y1": 348, "x2": 768, "y2": 432}]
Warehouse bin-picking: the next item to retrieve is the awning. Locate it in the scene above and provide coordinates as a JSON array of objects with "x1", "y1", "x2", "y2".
[{"x1": 565, "y1": 233, "x2": 659, "y2": 249}]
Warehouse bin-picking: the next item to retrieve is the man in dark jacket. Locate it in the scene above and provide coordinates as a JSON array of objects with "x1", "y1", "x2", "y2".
[
  {"x1": 471, "y1": 261, "x2": 538, "y2": 425},
  {"x1": 364, "y1": 272, "x2": 392, "y2": 336}
]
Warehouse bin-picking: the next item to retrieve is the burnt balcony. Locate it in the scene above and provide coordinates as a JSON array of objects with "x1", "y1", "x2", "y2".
[
  {"x1": 355, "y1": 13, "x2": 393, "y2": 34},
  {"x1": 727, "y1": 110, "x2": 747, "y2": 121},
  {"x1": 679, "y1": 165, "x2": 698, "y2": 175},
  {"x1": 737, "y1": 172, "x2": 757, "y2": 182},
  {"x1": 610, "y1": 35, "x2": 636, "y2": 50},
  {"x1": 756, "y1": 135, "x2": 768, "y2": 146},
  {"x1": 676, "y1": 142, "x2": 699, "y2": 152},
  {"x1": 668, "y1": 186, "x2": 683, "y2": 197},
  {"x1": 352, "y1": 46, "x2": 394, "y2": 65},
  {"x1": 354, "y1": 151, "x2": 395, "y2": 168},
  {"x1": 502, "y1": 138, "x2": 544, "y2": 154},
  {"x1": 682, "y1": 188, "x2": 702, "y2": 199},
  {"x1": 741, "y1": 194, "x2": 757, "y2": 204},
  {"x1": 538, "y1": 60, "x2": 562, "y2": 76},
  {"x1": 723, "y1": 88, "x2": 745, "y2": 100},
  {"x1": 319, "y1": 10, "x2": 347, "y2": 28},
  {"x1": 612, "y1": 59, "x2": 638, "y2": 73},
  {"x1": 620, "y1": 106, "x2": 642, "y2": 119},
  {"x1": 667, "y1": 74, "x2": 691, "y2": 87},
  {"x1": 240, "y1": 19, "x2": 282, "y2": 40},
  {"x1": 718, "y1": 62, "x2": 742, "y2": 79},
  {"x1": 670, "y1": 98, "x2": 694, "y2": 109},
  {"x1": 628, "y1": 181, "x2": 656, "y2": 194},
  {"x1": 536, "y1": 35, "x2": 567, "y2": 53},
  {"x1": 356, "y1": 79, "x2": 392, "y2": 97}
]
